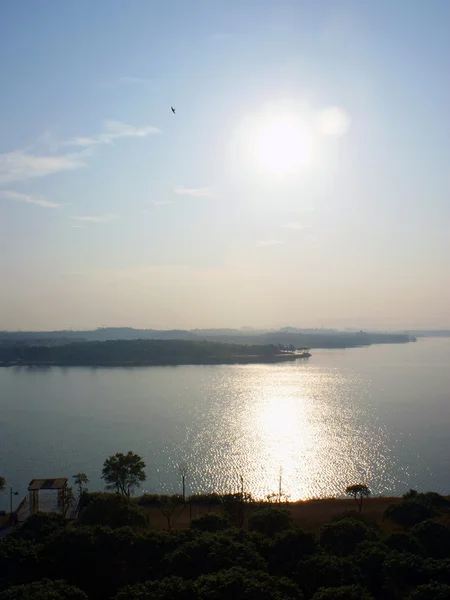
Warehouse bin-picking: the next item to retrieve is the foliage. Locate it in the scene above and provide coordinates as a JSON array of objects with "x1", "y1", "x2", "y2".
[
  {"x1": 319, "y1": 518, "x2": 375, "y2": 556},
  {"x1": 11, "y1": 512, "x2": 66, "y2": 544},
  {"x1": 164, "y1": 532, "x2": 266, "y2": 579},
  {"x1": 384, "y1": 500, "x2": 436, "y2": 530},
  {"x1": 0, "y1": 476, "x2": 5, "y2": 492},
  {"x1": 222, "y1": 493, "x2": 253, "y2": 529},
  {"x1": 0, "y1": 579, "x2": 88, "y2": 600},
  {"x1": 113, "y1": 577, "x2": 196, "y2": 600},
  {"x1": 102, "y1": 452, "x2": 146, "y2": 496},
  {"x1": 79, "y1": 492, "x2": 148, "y2": 528},
  {"x1": 311, "y1": 584, "x2": 374, "y2": 600},
  {"x1": 385, "y1": 532, "x2": 424, "y2": 555},
  {"x1": 411, "y1": 520, "x2": 450, "y2": 558},
  {"x1": 345, "y1": 485, "x2": 371, "y2": 512},
  {"x1": 295, "y1": 555, "x2": 363, "y2": 598},
  {"x1": 248, "y1": 507, "x2": 292, "y2": 537},
  {"x1": 330, "y1": 510, "x2": 379, "y2": 531},
  {"x1": 269, "y1": 528, "x2": 317, "y2": 575},
  {"x1": 191, "y1": 513, "x2": 229, "y2": 533},
  {"x1": 60, "y1": 487, "x2": 75, "y2": 518},
  {"x1": 407, "y1": 582, "x2": 450, "y2": 599},
  {"x1": 0, "y1": 538, "x2": 41, "y2": 586},
  {"x1": 195, "y1": 566, "x2": 303, "y2": 600},
  {"x1": 72, "y1": 473, "x2": 89, "y2": 497}
]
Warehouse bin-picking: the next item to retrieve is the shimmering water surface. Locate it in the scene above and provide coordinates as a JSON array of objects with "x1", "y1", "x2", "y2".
[{"x1": 1, "y1": 338, "x2": 449, "y2": 507}]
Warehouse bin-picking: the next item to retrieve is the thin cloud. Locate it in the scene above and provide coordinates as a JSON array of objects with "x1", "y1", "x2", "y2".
[
  {"x1": 0, "y1": 189, "x2": 60, "y2": 208},
  {"x1": 64, "y1": 120, "x2": 161, "y2": 148},
  {"x1": 71, "y1": 213, "x2": 118, "y2": 224},
  {"x1": 175, "y1": 186, "x2": 214, "y2": 198},
  {"x1": 0, "y1": 151, "x2": 85, "y2": 184},
  {"x1": 284, "y1": 222, "x2": 308, "y2": 231},
  {"x1": 256, "y1": 240, "x2": 283, "y2": 247}
]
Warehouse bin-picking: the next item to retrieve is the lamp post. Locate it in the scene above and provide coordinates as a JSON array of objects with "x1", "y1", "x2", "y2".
[{"x1": 10, "y1": 487, "x2": 19, "y2": 515}]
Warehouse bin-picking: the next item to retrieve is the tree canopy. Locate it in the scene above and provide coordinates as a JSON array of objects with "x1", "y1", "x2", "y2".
[{"x1": 102, "y1": 452, "x2": 146, "y2": 496}]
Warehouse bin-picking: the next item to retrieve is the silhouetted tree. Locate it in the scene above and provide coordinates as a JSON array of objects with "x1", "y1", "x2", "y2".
[
  {"x1": 345, "y1": 484, "x2": 371, "y2": 512},
  {"x1": 0, "y1": 476, "x2": 5, "y2": 492},
  {"x1": 102, "y1": 451, "x2": 146, "y2": 496},
  {"x1": 72, "y1": 473, "x2": 89, "y2": 497},
  {"x1": 411, "y1": 520, "x2": 450, "y2": 558},
  {"x1": 113, "y1": 577, "x2": 196, "y2": 600},
  {"x1": 407, "y1": 582, "x2": 450, "y2": 600},
  {"x1": 178, "y1": 464, "x2": 188, "y2": 503},
  {"x1": 59, "y1": 486, "x2": 75, "y2": 518}
]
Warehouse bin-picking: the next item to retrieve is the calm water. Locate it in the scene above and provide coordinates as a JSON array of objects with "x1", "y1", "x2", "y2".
[{"x1": 1, "y1": 338, "x2": 449, "y2": 509}]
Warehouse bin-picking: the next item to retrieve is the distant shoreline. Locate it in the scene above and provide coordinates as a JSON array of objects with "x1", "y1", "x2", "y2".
[{"x1": 0, "y1": 353, "x2": 310, "y2": 368}]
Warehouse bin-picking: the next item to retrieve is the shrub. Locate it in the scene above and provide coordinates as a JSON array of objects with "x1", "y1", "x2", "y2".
[
  {"x1": 0, "y1": 579, "x2": 88, "y2": 600},
  {"x1": 248, "y1": 507, "x2": 292, "y2": 537},
  {"x1": 114, "y1": 577, "x2": 196, "y2": 600},
  {"x1": 319, "y1": 518, "x2": 375, "y2": 556},
  {"x1": 384, "y1": 500, "x2": 435, "y2": 530},
  {"x1": 311, "y1": 584, "x2": 373, "y2": 600},
  {"x1": 79, "y1": 493, "x2": 148, "y2": 528},
  {"x1": 411, "y1": 520, "x2": 450, "y2": 558},
  {"x1": 407, "y1": 582, "x2": 450, "y2": 600},
  {"x1": 191, "y1": 514, "x2": 229, "y2": 533}
]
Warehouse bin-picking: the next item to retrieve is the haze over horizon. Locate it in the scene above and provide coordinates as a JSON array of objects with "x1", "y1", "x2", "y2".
[{"x1": 1, "y1": 1, "x2": 449, "y2": 331}]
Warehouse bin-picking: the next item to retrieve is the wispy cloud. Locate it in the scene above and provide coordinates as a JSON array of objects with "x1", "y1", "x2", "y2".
[
  {"x1": 71, "y1": 213, "x2": 118, "y2": 224},
  {"x1": 65, "y1": 120, "x2": 161, "y2": 148},
  {"x1": 98, "y1": 77, "x2": 154, "y2": 89},
  {"x1": 0, "y1": 151, "x2": 85, "y2": 184},
  {"x1": 256, "y1": 240, "x2": 283, "y2": 247},
  {"x1": 284, "y1": 222, "x2": 308, "y2": 231},
  {"x1": 175, "y1": 186, "x2": 215, "y2": 198},
  {"x1": 0, "y1": 189, "x2": 60, "y2": 208}
]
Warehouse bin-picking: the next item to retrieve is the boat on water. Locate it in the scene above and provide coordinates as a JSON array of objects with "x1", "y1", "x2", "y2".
[{"x1": 295, "y1": 346, "x2": 312, "y2": 358}]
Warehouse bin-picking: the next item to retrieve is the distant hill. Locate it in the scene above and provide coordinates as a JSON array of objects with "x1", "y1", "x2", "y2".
[{"x1": 0, "y1": 327, "x2": 414, "y2": 348}]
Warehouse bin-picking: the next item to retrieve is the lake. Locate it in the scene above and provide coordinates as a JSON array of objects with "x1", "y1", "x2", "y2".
[{"x1": 1, "y1": 337, "x2": 449, "y2": 509}]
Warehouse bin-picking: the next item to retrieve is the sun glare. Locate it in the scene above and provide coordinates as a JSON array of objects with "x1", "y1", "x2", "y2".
[{"x1": 254, "y1": 116, "x2": 313, "y2": 175}]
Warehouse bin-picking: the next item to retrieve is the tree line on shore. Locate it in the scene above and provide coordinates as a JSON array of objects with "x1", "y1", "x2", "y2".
[
  {"x1": 0, "y1": 339, "x2": 289, "y2": 366},
  {"x1": 1, "y1": 452, "x2": 450, "y2": 599}
]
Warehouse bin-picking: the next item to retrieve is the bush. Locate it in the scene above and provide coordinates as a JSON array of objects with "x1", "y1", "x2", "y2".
[
  {"x1": 384, "y1": 500, "x2": 435, "y2": 530},
  {"x1": 311, "y1": 584, "x2": 373, "y2": 600},
  {"x1": 319, "y1": 519, "x2": 375, "y2": 556},
  {"x1": 0, "y1": 579, "x2": 88, "y2": 600},
  {"x1": 248, "y1": 507, "x2": 292, "y2": 537},
  {"x1": 270, "y1": 529, "x2": 317, "y2": 574},
  {"x1": 385, "y1": 532, "x2": 424, "y2": 555},
  {"x1": 195, "y1": 566, "x2": 303, "y2": 600},
  {"x1": 79, "y1": 493, "x2": 148, "y2": 528},
  {"x1": 164, "y1": 533, "x2": 266, "y2": 578},
  {"x1": 188, "y1": 493, "x2": 222, "y2": 505},
  {"x1": 114, "y1": 577, "x2": 196, "y2": 600},
  {"x1": 411, "y1": 520, "x2": 450, "y2": 558},
  {"x1": 11, "y1": 512, "x2": 66, "y2": 543},
  {"x1": 407, "y1": 582, "x2": 450, "y2": 600},
  {"x1": 295, "y1": 555, "x2": 362, "y2": 598},
  {"x1": 330, "y1": 511, "x2": 379, "y2": 531},
  {"x1": 191, "y1": 514, "x2": 229, "y2": 533}
]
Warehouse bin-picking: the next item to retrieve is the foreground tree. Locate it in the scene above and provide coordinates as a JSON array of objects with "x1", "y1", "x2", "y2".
[
  {"x1": 345, "y1": 484, "x2": 371, "y2": 513},
  {"x1": 102, "y1": 451, "x2": 146, "y2": 496},
  {"x1": 0, "y1": 579, "x2": 87, "y2": 600},
  {"x1": 79, "y1": 492, "x2": 148, "y2": 528},
  {"x1": 383, "y1": 499, "x2": 435, "y2": 530},
  {"x1": 72, "y1": 473, "x2": 89, "y2": 497},
  {"x1": 0, "y1": 476, "x2": 5, "y2": 492}
]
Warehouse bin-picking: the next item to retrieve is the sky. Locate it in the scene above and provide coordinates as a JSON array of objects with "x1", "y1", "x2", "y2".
[{"x1": 1, "y1": 0, "x2": 449, "y2": 331}]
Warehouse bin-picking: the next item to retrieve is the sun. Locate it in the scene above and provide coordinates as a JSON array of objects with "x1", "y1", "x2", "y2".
[{"x1": 254, "y1": 116, "x2": 313, "y2": 175}]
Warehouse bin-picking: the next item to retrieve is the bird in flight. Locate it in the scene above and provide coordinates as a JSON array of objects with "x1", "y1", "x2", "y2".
[{"x1": 171, "y1": 107, "x2": 176, "y2": 114}]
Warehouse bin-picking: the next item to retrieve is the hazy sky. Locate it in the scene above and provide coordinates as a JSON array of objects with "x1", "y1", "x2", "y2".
[{"x1": 1, "y1": 0, "x2": 449, "y2": 331}]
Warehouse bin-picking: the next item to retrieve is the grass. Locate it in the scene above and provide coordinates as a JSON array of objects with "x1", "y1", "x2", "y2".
[{"x1": 138, "y1": 497, "x2": 404, "y2": 534}]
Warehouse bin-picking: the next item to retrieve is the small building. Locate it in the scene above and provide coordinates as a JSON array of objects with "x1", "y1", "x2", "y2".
[{"x1": 28, "y1": 478, "x2": 69, "y2": 516}]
